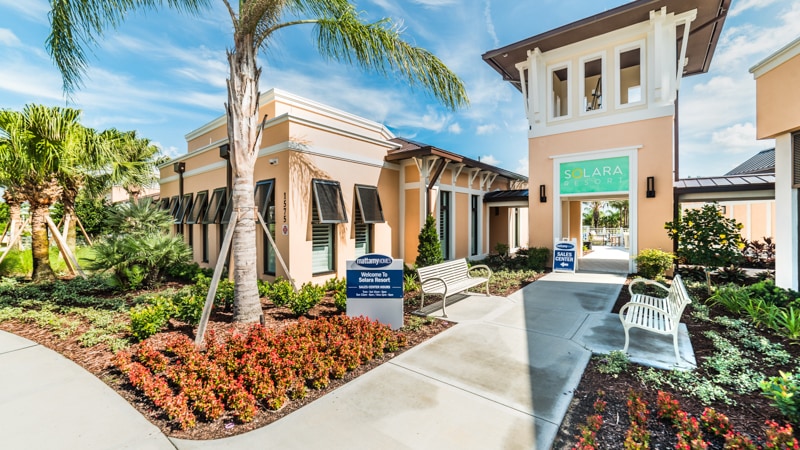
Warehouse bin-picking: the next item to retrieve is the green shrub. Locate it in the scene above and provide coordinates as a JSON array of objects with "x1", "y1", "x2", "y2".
[
  {"x1": 171, "y1": 288, "x2": 204, "y2": 326},
  {"x1": 415, "y1": 214, "x2": 443, "y2": 268},
  {"x1": 714, "y1": 265, "x2": 749, "y2": 285},
  {"x1": 267, "y1": 277, "x2": 295, "y2": 307},
  {"x1": 744, "y1": 280, "x2": 799, "y2": 308},
  {"x1": 129, "y1": 295, "x2": 175, "y2": 341},
  {"x1": 707, "y1": 284, "x2": 749, "y2": 314},
  {"x1": 635, "y1": 248, "x2": 673, "y2": 279},
  {"x1": 760, "y1": 371, "x2": 800, "y2": 424},
  {"x1": 596, "y1": 350, "x2": 629, "y2": 377},
  {"x1": 515, "y1": 247, "x2": 549, "y2": 271},
  {"x1": 90, "y1": 199, "x2": 192, "y2": 290},
  {"x1": 287, "y1": 283, "x2": 324, "y2": 316},
  {"x1": 323, "y1": 277, "x2": 347, "y2": 312}
]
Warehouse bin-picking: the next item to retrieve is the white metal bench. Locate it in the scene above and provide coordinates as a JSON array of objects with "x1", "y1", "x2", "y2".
[
  {"x1": 619, "y1": 274, "x2": 692, "y2": 364},
  {"x1": 416, "y1": 259, "x2": 493, "y2": 318}
]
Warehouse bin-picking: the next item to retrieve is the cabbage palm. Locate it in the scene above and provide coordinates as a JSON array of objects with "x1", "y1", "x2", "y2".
[
  {"x1": 0, "y1": 106, "x2": 87, "y2": 280},
  {"x1": 47, "y1": 0, "x2": 468, "y2": 322}
]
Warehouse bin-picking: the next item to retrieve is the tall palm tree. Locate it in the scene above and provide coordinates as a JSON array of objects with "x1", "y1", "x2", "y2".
[{"x1": 47, "y1": 0, "x2": 469, "y2": 322}]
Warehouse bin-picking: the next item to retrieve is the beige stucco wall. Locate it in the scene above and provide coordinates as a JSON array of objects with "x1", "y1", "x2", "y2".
[
  {"x1": 529, "y1": 115, "x2": 674, "y2": 258},
  {"x1": 754, "y1": 53, "x2": 800, "y2": 139}
]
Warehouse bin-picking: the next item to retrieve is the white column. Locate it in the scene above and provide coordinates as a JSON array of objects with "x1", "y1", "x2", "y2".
[{"x1": 774, "y1": 133, "x2": 798, "y2": 290}]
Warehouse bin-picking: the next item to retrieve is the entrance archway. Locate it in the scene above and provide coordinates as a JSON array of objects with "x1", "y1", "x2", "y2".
[{"x1": 552, "y1": 148, "x2": 639, "y2": 274}]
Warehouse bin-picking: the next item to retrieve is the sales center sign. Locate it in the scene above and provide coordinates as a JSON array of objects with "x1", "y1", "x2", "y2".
[
  {"x1": 346, "y1": 254, "x2": 403, "y2": 299},
  {"x1": 560, "y1": 156, "x2": 629, "y2": 195}
]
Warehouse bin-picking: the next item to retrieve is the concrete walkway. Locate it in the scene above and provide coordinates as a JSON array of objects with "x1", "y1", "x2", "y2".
[{"x1": 0, "y1": 271, "x2": 695, "y2": 450}]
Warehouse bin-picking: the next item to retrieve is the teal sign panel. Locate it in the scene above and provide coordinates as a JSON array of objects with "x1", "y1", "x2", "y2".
[{"x1": 560, "y1": 156, "x2": 629, "y2": 194}]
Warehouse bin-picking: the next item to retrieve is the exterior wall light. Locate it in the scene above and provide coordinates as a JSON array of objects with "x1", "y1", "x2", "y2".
[
  {"x1": 646, "y1": 176, "x2": 656, "y2": 198},
  {"x1": 539, "y1": 184, "x2": 547, "y2": 203},
  {"x1": 173, "y1": 161, "x2": 186, "y2": 174}
]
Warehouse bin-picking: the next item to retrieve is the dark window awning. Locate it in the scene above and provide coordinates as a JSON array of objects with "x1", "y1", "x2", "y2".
[
  {"x1": 187, "y1": 190, "x2": 208, "y2": 225},
  {"x1": 312, "y1": 179, "x2": 347, "y2": 224},
  {"x1": 168, "y1": 196, "x2": 180, "y2": 218},
  {"x1": 355, "y1": 185, "x2": 384, "y2": 224},
  {"x1": 203, "y1": 187, "x2": 227, "y2": 224},
  {"x1": 174, "y1": 193, "x2": 193, "y2": 224},
  {"x1": 158, "y1": 198, "x2": 170, "y2": 210}
]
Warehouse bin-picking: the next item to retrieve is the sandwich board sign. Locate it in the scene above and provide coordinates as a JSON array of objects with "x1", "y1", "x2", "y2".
[
  {"x1": 553, "y1": 239, "x2": 577, "y2": 273},
  {"x1": 346, "y1": 254, "x2": 404, "y2": 329}
]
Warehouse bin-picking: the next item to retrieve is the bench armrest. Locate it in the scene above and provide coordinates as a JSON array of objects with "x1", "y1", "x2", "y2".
[
  {"x1": 467, "y1": 264, "x2": 493, "y2": 279},
  {"x1": 628, "y1": 278, "x2": 669, "y2": 296},
  {"x1": 420, "y1": 277, "x2": 448, "y2": 293},
  {"x1": 619, "y1": 301, "x2": 671, "y2": 319}
]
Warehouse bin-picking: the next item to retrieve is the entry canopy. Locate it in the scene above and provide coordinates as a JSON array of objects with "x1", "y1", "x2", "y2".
[{"x1": 482, "y1": 0, "x2": 731, "y2": 90}]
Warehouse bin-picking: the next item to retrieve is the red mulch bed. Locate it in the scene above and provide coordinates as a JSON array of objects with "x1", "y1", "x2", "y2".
[{"x1": 0, "y1": 273, "x2": 542, "y2": 440}]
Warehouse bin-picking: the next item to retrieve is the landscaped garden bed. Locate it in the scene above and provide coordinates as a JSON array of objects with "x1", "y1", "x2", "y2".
[{"x1": 553, "y1": 275, "x2": 800, "y2": 449}]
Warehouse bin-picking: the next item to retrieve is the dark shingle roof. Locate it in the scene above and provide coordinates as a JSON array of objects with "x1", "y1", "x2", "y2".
[{"x1": 724, "y1": 148, "x2": 775, "y2": 176}]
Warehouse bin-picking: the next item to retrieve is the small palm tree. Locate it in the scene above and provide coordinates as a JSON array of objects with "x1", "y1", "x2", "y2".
[{"x1": 47, "y1": 0, "x2": 469, "y2": 322}]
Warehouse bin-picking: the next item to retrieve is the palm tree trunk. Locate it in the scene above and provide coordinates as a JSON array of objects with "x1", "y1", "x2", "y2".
[
  {"x1": 30, "y1": 203, "x2": 55, "y2": 282},
  {"x1": 226, "y1": 33, "x2": 263, "y2": 323}
]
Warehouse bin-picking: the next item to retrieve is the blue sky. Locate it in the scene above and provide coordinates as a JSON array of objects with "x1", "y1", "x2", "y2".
[{"x1": 0, "y1": 0, "x2": 796, "y2": 178}]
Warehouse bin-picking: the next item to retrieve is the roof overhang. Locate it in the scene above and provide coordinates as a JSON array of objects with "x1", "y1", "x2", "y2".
[
  {"x1": 674, "y1": 174, "x2": 775, "y2": 202},
  {"x1": 482, "y1": 0, "x2": 730, "y2": 89},
  {"x1": 386, "y1": 138, "x2": 528, "y2": 183}
]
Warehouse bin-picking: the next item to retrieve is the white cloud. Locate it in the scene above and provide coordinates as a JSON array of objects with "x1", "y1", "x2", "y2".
[
  {"x1": 0, "y1": 0, "x2": 49, "y2": 24},
  {"x1": 729, "y1": 0, "x2": 781, "y2": 17},
  {"x1": 411, "y1": 0, "x2": 458, "y2": 7},
  {"x1": 480, "y1": 155, "x2": 500, "y2": 166},
  {"x1": 484, "y1": 0, "x2": 500, "y2": 48},
  {"x1": 448, "y1": 123, "x2": 462, "y2": 134},
  {"x1": 476, "y1": 124, "x2": 498, "y2": 135},
  {"x1": 514, "y1": 157, "x2": 529, "y2": 176},
  {"x1": 0, "y1": 29, "x2": 21, "y2": 46}
]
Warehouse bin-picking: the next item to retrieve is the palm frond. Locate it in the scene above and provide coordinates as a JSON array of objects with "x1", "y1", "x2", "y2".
[{"x1": 47, "y1": 0, "x2": 213, "y2": 94}]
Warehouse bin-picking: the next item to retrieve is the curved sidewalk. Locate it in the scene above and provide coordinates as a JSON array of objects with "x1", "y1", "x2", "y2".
[
  {"x1": 0, "y1": 330, "x2": 174, "y2": 450},
  {"x1": 1, "y1": 271, "x2": 693, "y2": 449}
]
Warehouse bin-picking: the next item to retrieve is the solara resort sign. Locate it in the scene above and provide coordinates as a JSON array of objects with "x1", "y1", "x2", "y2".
[{"x1": 560, "y1": 156, "x2": 629, "y2": 195}]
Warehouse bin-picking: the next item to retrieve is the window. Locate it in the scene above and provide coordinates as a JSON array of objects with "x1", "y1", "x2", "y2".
[
  {"x1": 548, "y1": 62, "x2": 571, "y2": 119},
  {"x1": 312, "y1": 179, "x2": 347, "y2": 223},
  {"x1": 255, "y1": 180, "x2": 276, "y2": 274},
  {"x1": 513, "y1": 208, "x2": 521, "y2": 248},
  {"x1": 471, "y1": 195, "x2": 479, "y2": 256},
  {"x1": 793, "y1": 132, "x2": 800, "y2": 187},
  {"x1": 616, "y1": 42, "x2": 644, "y2": 107},
  {"x1": 312, "y1": 224, "x2": 334, "y2": 274},
  {"x1": 201, "y1": 224, "x2": 209, "y2": 263},
  {"x1": 158, "y1": 198, "x2": 170, "y2": 210},
  {"x1": 220, "y1": 192, "x2": 234, "y2": 225},
  {"x1": 174, "y1": 193, "x2": 193, "y2": 224},
  {"x1": 439, "y1": 191, "x2": 451, "y2": 260},
  {"x1": 187, "y1": 190, "x2": 208, "y2": 225},
  {"x1": 354, "y1": 223, "x2": 371, "y2": 258},
  {"x1": 203, "y1": 187, "x2": 227, "y2": 224},
  {"x1": 580, "y1": 54, "x2": 604, "y2": 113}
]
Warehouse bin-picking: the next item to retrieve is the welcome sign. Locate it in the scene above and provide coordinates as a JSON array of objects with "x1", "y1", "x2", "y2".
[
  {"x1": 346, "y1": 254, "x2": 404, "y2": 329},
  {"x1": 560, "y1": 156, "x2": 629, "y2": 195}
]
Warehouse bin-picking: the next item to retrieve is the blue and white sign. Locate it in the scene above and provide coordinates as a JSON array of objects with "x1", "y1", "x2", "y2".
[
  {"x1": 346, "y1": 254, "x2": 404, "y2": 329},
  {"x1": 553, "y1": 239, "x2": 577, "y2": 273}
]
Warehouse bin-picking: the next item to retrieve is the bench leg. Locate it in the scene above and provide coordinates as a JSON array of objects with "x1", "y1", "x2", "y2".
[
  {"x1": 622, "y1": 326, "x2": 630, "y2": 353},
  {"x1": 441, "y1": 295, "x2": 448, "y2": 318},
  {"x1": 673, "y1": 332, "x2": 681, "y2": 364}
]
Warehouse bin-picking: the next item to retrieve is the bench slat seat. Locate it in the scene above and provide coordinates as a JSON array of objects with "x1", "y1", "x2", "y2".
[
  {"x1": 416, "y1": 259, "x2": 492, "y2": 318},
  {"x1": 619, "y1": 274, "x2": 691, "y2": 364}
]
